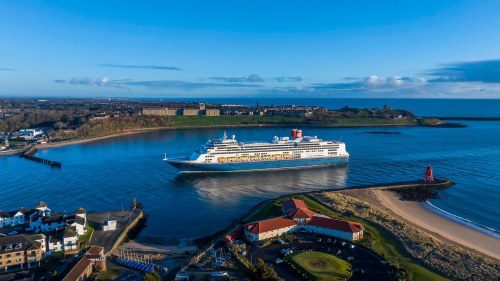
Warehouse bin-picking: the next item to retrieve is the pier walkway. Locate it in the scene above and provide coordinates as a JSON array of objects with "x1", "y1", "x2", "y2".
[{"x1": 87, "y1": 209, "x2": 143, "y2": 254}]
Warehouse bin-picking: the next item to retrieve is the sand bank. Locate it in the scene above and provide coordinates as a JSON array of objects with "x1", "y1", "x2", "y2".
[{"x1": 373, "y1": 189, "x2": 500, "y2": 261}]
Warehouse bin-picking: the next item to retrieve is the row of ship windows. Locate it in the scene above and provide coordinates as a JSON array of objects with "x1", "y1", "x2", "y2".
[
  {"x1": 208, "y1": 150, "x2": 337, "y2": 155},
  {"x1": 213, "y1": 144, "x2": 340, "y2": 149}
]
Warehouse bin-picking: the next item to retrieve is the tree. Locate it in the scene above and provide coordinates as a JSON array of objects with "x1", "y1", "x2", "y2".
[
  {"x1": 142, "y1": 271, "x2": 161, "y2": 281},
  {"x1": 253, "y1": 258, "x2": 283, "y2": 281}
]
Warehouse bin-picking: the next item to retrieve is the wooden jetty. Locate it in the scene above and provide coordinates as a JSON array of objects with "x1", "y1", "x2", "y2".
[{"x1": 19, "y1": 145, "x2": 62, "y2": 168}]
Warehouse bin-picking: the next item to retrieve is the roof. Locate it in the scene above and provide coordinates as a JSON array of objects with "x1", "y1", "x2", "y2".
[
  {"x1": 308, "y1": 216, "x2": 363, "y2": 233},
  {"x1": 66, "y1": 215, "x2": 85, "y2": 226},
  {"x1": 64, "y1": 227, "x2": 77, "y2": 238},
  {"x1": 42, "y1": 213, "x2": 64, "y2": 224},
  {"x1": 62, "y1": 257, "x2": 92, "y2": 281},
  {"x1": 281, "y1": 198, "x2": 308, "y2": 213},
  {"x1": 30, "y1": 234, "x2": 45, "y2": 240},
  {"x1": 63, "y1": 247, "x2": 105, "y2": 281},
  {"x1": 36, "y1": 201, "x2": 48, "y2": 208},
  {"x1": 86, "y1": 246, "x2": 103, "y2": 256},
  {"x1": 0, "y1": 234, "x2": 40, "y2": 254},
  {"x1": 244, "y1": 216, "x2": 297, "y2": 234},
  {"x1": 49, "y1": 236, "x2": 62, "y2": 244},
  {"x1": 75, "y1": 207, "x2": 86, "y2": 214},
  {"x1": 287, "y1": 208, "x2": 316, "y2": 220}
]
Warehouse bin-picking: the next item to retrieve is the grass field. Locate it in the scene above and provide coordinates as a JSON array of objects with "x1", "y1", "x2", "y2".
[
  {"x1": 244, "y1": 195, "x2": 447, "y2": 281},
  {"x1": 290, "y1": 251, "x2": 351, "y2": 281},
  {"x1": 169, "y1": 115, "x2": 304, "y2": 127},
  {"x1": 168, "y1": 115, "x2": 416, "y2": 128}
]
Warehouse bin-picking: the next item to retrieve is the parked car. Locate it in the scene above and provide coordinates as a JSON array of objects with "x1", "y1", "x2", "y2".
[
  {"x1": 275, "y1": 258, "x2": 284, "y2": 264},
  {"x1": 277, "y1": 239, "x2": 285, "y2": 245},
  {"x1": 211, "y1": 271, "x2": 228, "y2": 277}
]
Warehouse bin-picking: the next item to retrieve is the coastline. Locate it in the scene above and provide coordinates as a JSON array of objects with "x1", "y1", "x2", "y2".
[
  {"x1": 1, "y1": 121, "x2": 427, "y2": 156},
  {"x1": 372, "y1": 189, "x2": 500, "y2": 261},
  {"x1": 424, "y1": 200, "x2": 500, "y2": 238}
]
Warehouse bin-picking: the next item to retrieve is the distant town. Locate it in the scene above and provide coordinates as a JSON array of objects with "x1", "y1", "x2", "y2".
[{"x1": 0, "y1": 98, "x2": 435, "y2": 154}]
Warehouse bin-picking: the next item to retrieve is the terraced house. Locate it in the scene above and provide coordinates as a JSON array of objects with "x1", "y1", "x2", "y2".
[{"x1": 0, "y1": 235, "x2": 43, "y2": 272}]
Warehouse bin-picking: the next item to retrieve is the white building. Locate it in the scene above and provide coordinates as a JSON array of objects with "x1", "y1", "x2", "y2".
[
  {"x1": 0, "y1": 208, "x2": 26, "y2": 228},
  {"x1": 48, "y1": 237, "x2": 63, "y2": 253},
  {"x1": 18, "y1": 129, "x2": 44, "y2": 140},
  {"x1": 62, "y1": 228, "x2": 79, "y2": 251},
  {"x1": 30, "y1": 234, "x2": 47, "y2": 254},
  {"x1": 103, "y1": 219, "x2": 116, "y2": 232}
]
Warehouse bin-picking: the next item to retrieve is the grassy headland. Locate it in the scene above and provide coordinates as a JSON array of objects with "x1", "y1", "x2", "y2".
[{"x1": 237, "y1": 183, "x2": 498, "y2": 281}]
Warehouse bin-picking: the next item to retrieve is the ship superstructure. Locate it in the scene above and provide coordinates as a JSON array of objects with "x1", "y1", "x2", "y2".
[{"x1": 165, "y1": 129, "x2": 349, "y2": 173}]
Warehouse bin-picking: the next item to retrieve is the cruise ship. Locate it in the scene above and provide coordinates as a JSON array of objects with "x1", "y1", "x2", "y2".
[{"x1": 165, "y1": 129, "x2": 349, "y2": 173}]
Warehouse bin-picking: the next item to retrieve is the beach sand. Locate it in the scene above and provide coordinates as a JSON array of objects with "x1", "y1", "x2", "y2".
[{"x1": 372, "y1": 189, "x2": 500, "y2": 261}]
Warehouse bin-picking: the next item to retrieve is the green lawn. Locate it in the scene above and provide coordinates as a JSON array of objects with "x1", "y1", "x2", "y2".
[
  {"x1": 290, "y1": 251, "x2": 351, "y2": 281},
  {"x1": 168, "y1": 115, "x2": 416, "y2": 128},
  {"x1": 169, "y1": 115, "x2": 303, "y2": 127},
  {"x1": 79, "y1": 222, "x2": 94, "y2": 250}
]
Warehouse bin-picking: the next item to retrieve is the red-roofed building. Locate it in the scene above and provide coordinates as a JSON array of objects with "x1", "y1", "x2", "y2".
[
  {"x1": 243, "y1": 217, "x2": 297, "y2": 242},
  {"x1": 281, "y1": 198, "x2": 308, "y2": 213},
  {"x1": 307, "y1": 216, "x2": 364, "y2": 240},
  {"x1": 62, "y1": 246, "x2": 106, "y2": 281},
  {"x1": 239, "y1": 198, "x2": 364, "y2": 242},
  {"x1": 286, "y1": 208, "x2": 316, "y2": 223}
]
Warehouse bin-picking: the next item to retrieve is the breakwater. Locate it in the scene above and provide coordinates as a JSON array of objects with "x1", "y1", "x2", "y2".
[{"x1": 19, "y1": 145, "x2": 61, "y2": 167}]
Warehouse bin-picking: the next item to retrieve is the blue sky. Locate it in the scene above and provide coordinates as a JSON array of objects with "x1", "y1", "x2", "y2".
[{"x1": 1, "y1": 0, "x2": 499, "y2": 98}]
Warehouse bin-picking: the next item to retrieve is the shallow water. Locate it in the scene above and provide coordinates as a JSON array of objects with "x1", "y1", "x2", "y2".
[{"x1": 1, "y1": 120, "x2": 498, "y2": 242}]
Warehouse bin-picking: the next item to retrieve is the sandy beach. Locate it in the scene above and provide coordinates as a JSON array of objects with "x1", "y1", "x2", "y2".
[{"x1": 373, "y1": 189, "x2": 500, "y2": 261}]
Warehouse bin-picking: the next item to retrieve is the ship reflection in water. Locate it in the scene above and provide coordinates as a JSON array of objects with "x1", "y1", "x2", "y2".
[{"x1": 172, "y1": 164, "x2": 348, "y2": 204}]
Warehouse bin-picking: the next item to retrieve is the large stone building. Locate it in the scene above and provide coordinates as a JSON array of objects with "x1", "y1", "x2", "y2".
[
  {"x1": 62, "y1": 246, "x2": 106, "y2": 281},
  {"x1": 142, "y1": 104, "x2": 220, "y2": 116},
  {"x1": 0, "y1": 234, "x2": 44, "y2": 272},
  {"x1": 142, "y1": 108, "x2": 178, "y2": 116},
  {"x1": 243, "y1": 198, "x2": 364, "y2": 242}
]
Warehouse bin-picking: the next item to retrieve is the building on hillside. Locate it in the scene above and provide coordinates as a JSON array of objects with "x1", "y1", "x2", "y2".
[
  {"x1": 306, "y1": 216, "x2": 364, "y2": 240},
  {"x1": 62, "y1": 228, "x2": 79, "y2": 252},
  {"x1": 142, "y1": 104, "x2": 220, "y2": 116},
  {"x1": 0, "y1": 209, "x2": 26, "y2": 228},
  {"x1": 47, "y1": 237, "x2": 62, "y2": 253},
  {"x1": 17, "y1": 129, "x2": 44, "y2": 140},
  {"x1": 242, "y1": 198, "x2": 364, "y2": 242},
  {"x1": 205, "y1": 109, "x2": 220, "y2": 116},
  {"x1": 142, "y1": 108, "x2": 178, "y2": 116},
  {"x1": 65, "y1": 215, "x2": 86, "y2": 236},
  {"x1": 75, "y1": 208, "x2": 87, "y2": 225},
  {"x1": 29, "y1": 234, "x2": 46, "y2": 255},
  {"x1": 0, "y1": 235, "x2": 43, "y2": 272},
  {"x1": 62, "y1": 246, "x2": 106, "y2": 281},
  {"x1": 244, "y1": 217, "x2": 297, "y2": 242}
]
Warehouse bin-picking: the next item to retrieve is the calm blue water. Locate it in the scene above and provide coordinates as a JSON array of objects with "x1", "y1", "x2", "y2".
[{"x1": 1, "y1": 99, "x2": 499, "y2": 243}]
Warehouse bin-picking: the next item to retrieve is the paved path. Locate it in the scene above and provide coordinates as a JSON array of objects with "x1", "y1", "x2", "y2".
[{"x1": 88, "y1": 210, "x2": 140, "y2": 253}]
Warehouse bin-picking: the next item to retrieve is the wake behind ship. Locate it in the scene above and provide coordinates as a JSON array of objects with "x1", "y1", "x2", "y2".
[{"x1": 165, "y1": 129, "x2": 349, "y2": 173}]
